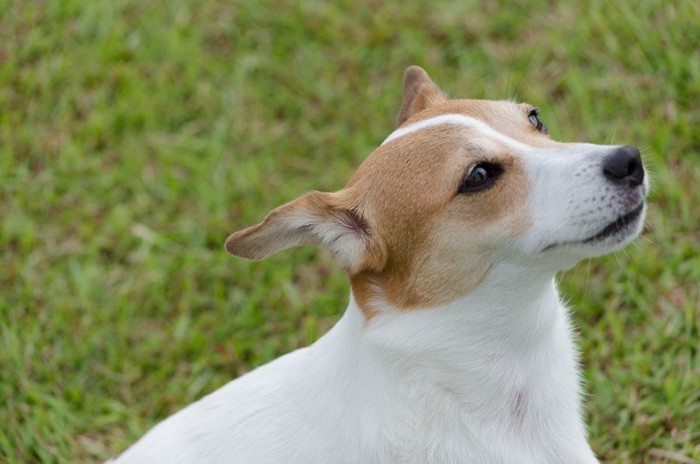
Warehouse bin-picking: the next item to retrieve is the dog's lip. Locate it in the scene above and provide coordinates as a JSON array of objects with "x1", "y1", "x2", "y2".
[
  {"x1": 580, "y1": 203, "x2": 644, "y2": 244},
  {"x1": 543, "y1": 202, "x2": 645, "y2": 251}
]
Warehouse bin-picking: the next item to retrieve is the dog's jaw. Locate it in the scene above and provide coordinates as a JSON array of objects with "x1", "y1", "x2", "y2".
[{"x1": 541, "y1": 202, "x2": 647, "y2": 254}]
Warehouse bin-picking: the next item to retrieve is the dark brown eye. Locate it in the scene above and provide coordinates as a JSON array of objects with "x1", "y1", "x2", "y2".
[
  {"x1": 459, "y1": 163, "x2": 502, "y2": 194},
  {"x1": 528, "y1": 108, "x2": 548, "y2": 134}
]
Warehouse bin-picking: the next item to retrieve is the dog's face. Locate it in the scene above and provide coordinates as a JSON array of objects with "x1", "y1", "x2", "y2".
[{"x1": 226, "y1": 67, "x2": 647, "y2": 314}]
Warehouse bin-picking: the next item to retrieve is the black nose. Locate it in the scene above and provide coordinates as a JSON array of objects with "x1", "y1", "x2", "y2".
[{"x1": 602, "y1": 146, "x2": 644, "y2": 187}]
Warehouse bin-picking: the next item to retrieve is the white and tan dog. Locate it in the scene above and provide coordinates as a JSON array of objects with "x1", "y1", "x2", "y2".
[{"x1": 114, "y1": 66, "x2": 647, "y2": 463}]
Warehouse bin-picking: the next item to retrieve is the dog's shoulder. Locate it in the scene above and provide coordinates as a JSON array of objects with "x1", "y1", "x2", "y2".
[{"x1": 113, "y1": 347, "x2": 317, "y2": 463}]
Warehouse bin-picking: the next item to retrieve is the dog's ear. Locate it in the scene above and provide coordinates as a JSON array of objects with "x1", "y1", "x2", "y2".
[
  {"x1": 225, "y1": 191, "x2": 385, "y2": 274},
  {"x1": 397, "y1": 66, "x2": 448, "y2": 127}
]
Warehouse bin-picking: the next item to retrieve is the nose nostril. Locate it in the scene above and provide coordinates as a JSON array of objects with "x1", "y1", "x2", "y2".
[
  {"x1": 628, "y1": 156, "x2": 642, "y2": 176},
  {"x1": 603, "y1": 146, "x2": 644, "y2": 187}
]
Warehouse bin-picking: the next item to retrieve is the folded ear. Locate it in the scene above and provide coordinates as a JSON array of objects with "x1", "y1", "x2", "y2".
[
  {"x1": 225, "y1": 191, "x2": 385, "y2": 275},
  {"x1": 397, "y1": 66, "x2": 449, "y2": 127}
]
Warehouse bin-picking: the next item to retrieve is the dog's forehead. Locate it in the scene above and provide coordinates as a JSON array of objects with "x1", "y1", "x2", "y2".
[
  {"x1": 342, "y1": 97, "x2": 563, "y2": 214},
  {"x1": 346, "y1": 100, "x2": 540, "y2": 192},
  {"x1": 406, "y1": 99, "x2": 524, "y2": 124},
  {"x1": 391, "y1": 99, "x2": 556, "y2": 152}
]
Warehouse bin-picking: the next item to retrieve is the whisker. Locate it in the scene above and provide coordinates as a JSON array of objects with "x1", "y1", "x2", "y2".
[
  {"x1": 638, "y1": 234, "x2": 659, "y2": 249},
  {"x1": 582, "y1": 258, "x2": 593, "y2": 300},
  {"x1": 612, "y1": 250, "x2": 624, "y2": 269},
  {"x1": 512, "y1": 60, "x2": 533, "y2": 102},
  {"x1": 506, "y1": 66, "x2": 513, "y2": 100}
]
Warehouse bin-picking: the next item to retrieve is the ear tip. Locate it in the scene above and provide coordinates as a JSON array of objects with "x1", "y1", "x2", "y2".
[
  {"x1": 224, "y1": 232, "x2": 255, "y2": 258},
  {"x1": 404, "y1": 65, "x2": 429, "y2": 84},
  {"x1": 224, "y1": 234, "x2": 241, "y2": 256},
  {"x1": 405, "y1": 65, "x2": 426, "y2": 74}
]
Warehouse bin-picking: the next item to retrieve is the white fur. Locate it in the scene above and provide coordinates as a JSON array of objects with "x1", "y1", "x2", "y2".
[
  {"x1": 114, "y1": 267, "x2": 599, "y2": 463},
  {"x1": 113, "y1": 111, "x2": 647, "y2": 464},
  {"x1": 382, "y1": 113, "x2": 533, "y2": 152}
]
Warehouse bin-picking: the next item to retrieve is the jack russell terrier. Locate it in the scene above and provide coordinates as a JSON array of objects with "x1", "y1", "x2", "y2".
[{"x1": 113, "y1": 66, "x2": 647, "y2": 463}]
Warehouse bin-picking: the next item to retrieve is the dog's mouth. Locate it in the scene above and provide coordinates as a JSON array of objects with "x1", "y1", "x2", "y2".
[
  {"x1": 543, "y1": 203, "x2": 645, "y2": 252},
  {"x1": 581, "y1": 203, "x2": 645, "y2": 244}
]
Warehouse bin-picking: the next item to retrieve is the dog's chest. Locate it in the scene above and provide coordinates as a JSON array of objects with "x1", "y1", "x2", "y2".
[{"x1": 332, "y1": 370, "x2": 559, "y2": 464}]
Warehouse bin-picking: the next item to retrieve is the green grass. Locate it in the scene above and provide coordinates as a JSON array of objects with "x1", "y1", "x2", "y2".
[{"x1": 1, "y1": 0, "x2": 698, "y2": 462}]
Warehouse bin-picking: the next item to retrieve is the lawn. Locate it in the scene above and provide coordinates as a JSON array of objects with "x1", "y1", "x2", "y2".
[{"x1": 0, "y1": 0, "x2": 698, "y2": 462}]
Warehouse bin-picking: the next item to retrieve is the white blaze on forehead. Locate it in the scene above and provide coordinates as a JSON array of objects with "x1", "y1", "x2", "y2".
[{"x1": 381, "y1": 114, "x2": 534, "y2": 153}]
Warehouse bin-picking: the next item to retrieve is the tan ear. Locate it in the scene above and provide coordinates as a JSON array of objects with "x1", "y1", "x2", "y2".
[
  {"x1": 225, "y1": 191, "x2": 385, "y2": 274},
  {"x1": 396, "y1": 66, "x2": 449, "y2": 127}
]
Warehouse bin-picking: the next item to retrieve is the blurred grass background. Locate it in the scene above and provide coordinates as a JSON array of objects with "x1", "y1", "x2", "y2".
[{"x1": 1, "y1": 0, "x2": 698, "y2": 462}]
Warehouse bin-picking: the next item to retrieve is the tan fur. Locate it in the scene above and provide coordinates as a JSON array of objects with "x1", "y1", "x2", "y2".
[
  {"x1": 226, "y1": 67, "x2": 540, "y2": 317},
  {"x1": 347, "y1": 124, "x2": 530, "y2": 313},
  {"x1": 396, "y1": 66, "x2": 449, "y2": 127}
]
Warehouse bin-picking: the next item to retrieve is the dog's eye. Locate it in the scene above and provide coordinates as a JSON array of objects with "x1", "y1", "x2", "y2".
[
  {"x1": 528, "y1": 108, "x2": 548, "y2": 134},
  {"x1": 459, "y1": 163, "x2": 502, "y2": 194}
]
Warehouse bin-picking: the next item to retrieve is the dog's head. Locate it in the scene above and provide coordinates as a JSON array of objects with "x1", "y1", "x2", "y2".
[{"x1": 226, "y1": 67, "x2": 647, "y2": 314}]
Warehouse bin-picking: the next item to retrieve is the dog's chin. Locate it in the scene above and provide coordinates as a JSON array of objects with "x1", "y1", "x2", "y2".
[{"x1": 543, "y1": 203, "x2": 646, "y2": 259}]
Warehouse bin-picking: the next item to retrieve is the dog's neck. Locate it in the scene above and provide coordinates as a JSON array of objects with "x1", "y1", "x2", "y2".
[
  {"x1": 304, "y1": 262, "x2": 588, "y2": 453},
  {"x1": 343, "y1": 261, "x2": 567, "y2": 369}
]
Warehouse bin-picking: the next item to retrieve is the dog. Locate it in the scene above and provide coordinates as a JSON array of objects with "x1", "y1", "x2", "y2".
[{"x1": 113, "y1": 66, "x2": 647, "y2": 463}]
